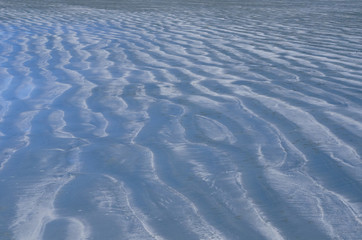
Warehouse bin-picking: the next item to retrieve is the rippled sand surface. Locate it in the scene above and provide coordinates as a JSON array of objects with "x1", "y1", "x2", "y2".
[{"x1": 1, "y1": 0, "x2": 362, "y2": 239}]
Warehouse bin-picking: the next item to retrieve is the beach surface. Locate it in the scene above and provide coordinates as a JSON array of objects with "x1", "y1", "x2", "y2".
[{"x1": 0, "y1": 0, "x2": 362, "y2": 239}]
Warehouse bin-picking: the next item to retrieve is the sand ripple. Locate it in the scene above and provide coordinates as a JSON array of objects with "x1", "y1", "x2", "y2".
[{"x1": 0, "y1": 0, "x2": 362, "y2": 239}]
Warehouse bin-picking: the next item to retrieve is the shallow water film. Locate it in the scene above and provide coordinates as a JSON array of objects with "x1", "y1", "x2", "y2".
[{"x1": 1, "y1": 0, "x2": 362, "y2": 239}]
